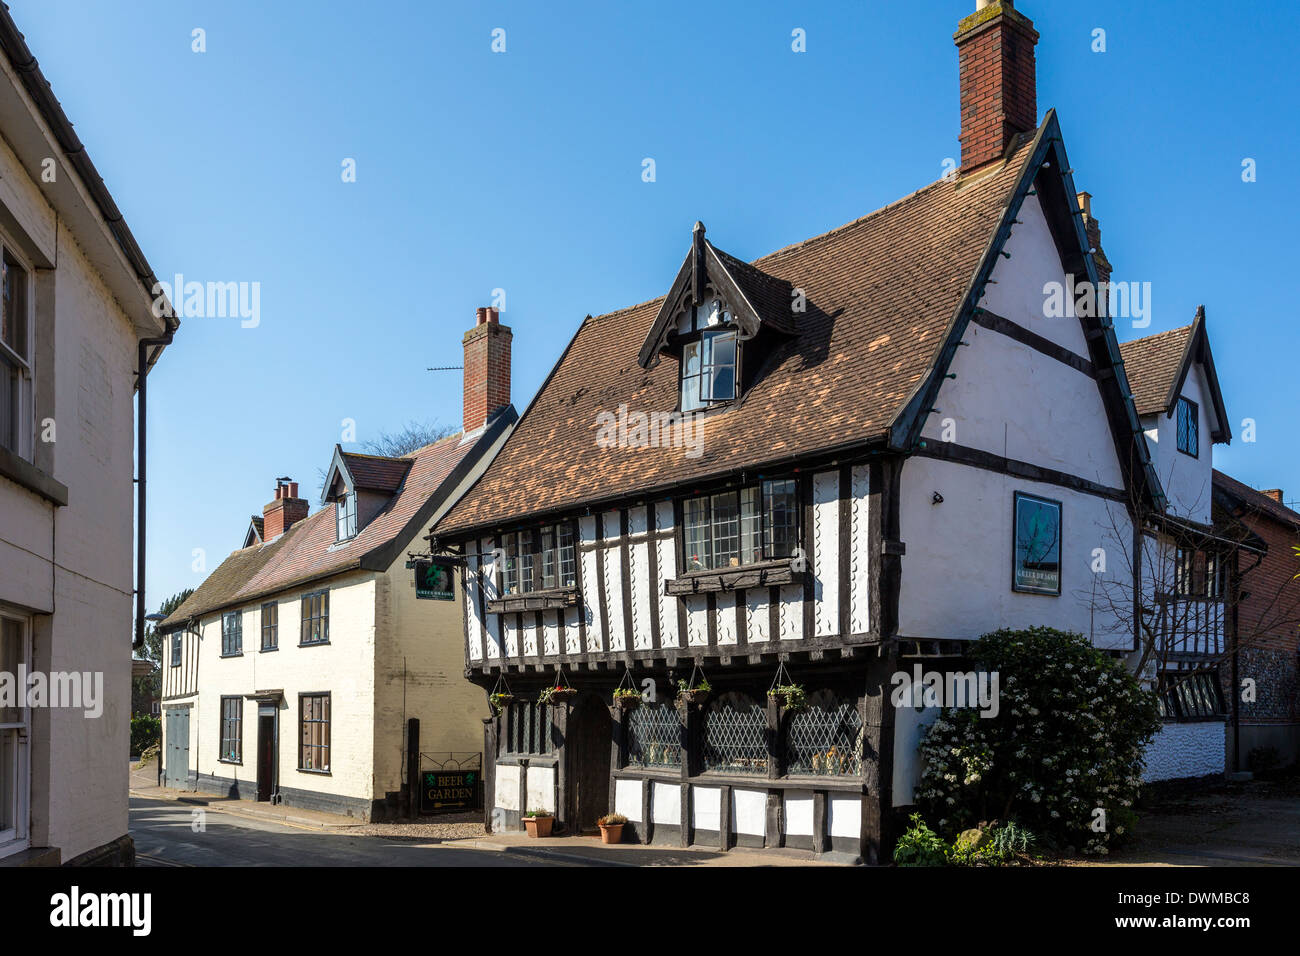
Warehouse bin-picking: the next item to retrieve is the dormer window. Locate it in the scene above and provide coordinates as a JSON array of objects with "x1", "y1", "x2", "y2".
[
  {"x1": 335, "y1": 491, "x2": 357, "y2": 541},
  {"x1": 1176, "y1": 397, "x2": 1198, "y2": 457},
  {"x1": 680, "y1": 298, "x2": 739, "y2": 412}
]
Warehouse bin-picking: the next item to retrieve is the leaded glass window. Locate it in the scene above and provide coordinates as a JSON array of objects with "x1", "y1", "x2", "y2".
[
  {"x1": 1176, "y1": 396, "x2": 1198, "y2": 457},
  {"x1": 702, "y1": 692, "x2": 768, "y2": 775},
  {"x1": 785, "y1": 690, "x2": 863, "y2": 776},
  {"x1": 626, "y1": 703, "x2": 682, "y2": 769},
  {"x1": 682, "y1": 479, "x2": 801, "y2": 572}
]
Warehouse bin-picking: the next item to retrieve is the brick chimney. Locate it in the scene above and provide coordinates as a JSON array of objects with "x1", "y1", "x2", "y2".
[
  {"x1": 1261, "y1": 489, "x2": 1285, "y2": 505},
  {"x1": 1076, "y1": 191, "x2": 1112, "y2": 284},
  {"x1": 263, "y1": 478, "x2": 308, "y2": 541},
  {"x1": 955, "y1": 0, "x2": 1039, "y2": 173},
  {"x1": 462, "y1": 306, "x2": 512, "y2": 434}
]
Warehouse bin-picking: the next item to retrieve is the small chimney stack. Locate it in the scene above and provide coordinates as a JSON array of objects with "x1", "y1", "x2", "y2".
[
  {"x1": 263, "y1": 477, "x2": 309, "y2": 541},
  {"x1": 462, "y1": 305, "x2": 512, "y2": 434},
  {"x1": 1262, "y1": 489, "x2": 1285, "y2": 505},
  {"x1": 955, "y1": 0, "x2": 1039, "y2": 173}
]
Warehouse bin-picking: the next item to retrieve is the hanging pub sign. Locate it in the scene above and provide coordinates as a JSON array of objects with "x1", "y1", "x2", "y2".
[
  {"x1": 420, "y1": 769, "x2": 481, "y2": 813},
  {"x1": 408, "y1": 556, "x2": 456, "y2": 600},
  {"x1": 1012, "y1": 491, "x2": 1062, "y2": 595}
]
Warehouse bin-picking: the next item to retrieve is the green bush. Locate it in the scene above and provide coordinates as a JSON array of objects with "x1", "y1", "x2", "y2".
[
  {"x1": 915, "y1": 626, "x2": 1162, "y2": 856},
  {"x1": 893, "y1": 813, "x2": 952, "y2": 866},
  {"x1": 131, "y1": 715, "x2": 161, "y2": 756}
]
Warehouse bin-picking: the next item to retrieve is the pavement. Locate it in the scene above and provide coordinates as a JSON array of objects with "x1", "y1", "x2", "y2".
[{"x1": 127, "y1": 762, "x2": 837, "y2": 867}]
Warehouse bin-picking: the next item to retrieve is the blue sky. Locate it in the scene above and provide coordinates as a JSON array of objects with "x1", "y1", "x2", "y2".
[{"x1": 12, "y1": 0, "x2": 1297, "y2": 608}]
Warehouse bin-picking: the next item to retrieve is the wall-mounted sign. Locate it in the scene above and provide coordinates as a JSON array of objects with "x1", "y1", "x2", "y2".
[
  {"x1": 1012, "y1": 492, "x2": 1062, "y2": 595},
  {"x1": 411, "y1": 558, "x2": 455, "y2": 600},
  {"x1": 420, "y1": 770, "x2": 481, "y2": 813}
]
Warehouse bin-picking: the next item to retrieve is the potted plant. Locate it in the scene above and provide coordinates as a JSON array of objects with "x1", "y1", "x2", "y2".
[
  {"x1": 676, "y1": 676, "x2": 711, "y2": 706},
  {"x1": 539, "y1": 668, "x2": 577, "y2": 706},
  {"x1": 489, "y1": 691, "x2": 514, "y2": 713},
  {"x1": 612, "y1": 688, "x2": 643, "y2": 712},
  {"x1": 597, "y1": 813, "x2": 628, "y2": 844},
  {"x1": 522, "y1": 810, "x2": 554, "y2": 838},
  {"x1": 768, "y1": 683, "x2": 808, "y2": 712}
]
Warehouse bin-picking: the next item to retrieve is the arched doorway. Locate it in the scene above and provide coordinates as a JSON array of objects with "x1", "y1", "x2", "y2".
[{"x1": 565, "y1": 692, "x2": 611, "y2": 833}]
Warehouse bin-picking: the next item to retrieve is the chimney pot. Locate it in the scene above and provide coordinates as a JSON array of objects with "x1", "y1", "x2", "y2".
[
  {"x1": 263, "y1": 476, "x2": 308, "y2": 540},
  {"x1": 1077, "y1": 191, "x2": 1092, "y2": 218},
  {"x1": 476, "y1": 307, "x2": 488, "y2": 326}
]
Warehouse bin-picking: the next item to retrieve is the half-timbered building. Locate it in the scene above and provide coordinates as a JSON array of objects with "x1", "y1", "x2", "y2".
[{"x1": 432, "y1": 0, "x2": 1258, "y2": 861}]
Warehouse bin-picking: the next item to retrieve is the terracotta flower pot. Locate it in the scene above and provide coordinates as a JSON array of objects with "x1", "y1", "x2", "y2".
[
  {"x1": 599, "y1": 823, "x2": 625, "y2": 844},
  {"x1": 547, "y1": 688, "x2": 577, "y2": 704},
  {"x1": 524, "y1": 815, "x2": 553, "y2": 838}
]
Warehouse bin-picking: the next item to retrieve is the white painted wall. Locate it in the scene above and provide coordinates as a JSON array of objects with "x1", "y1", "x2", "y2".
[
  {"x1": 692, "y1": 785, "x2": 721, "y2": 832},
  {"x1": 495, "y1": 763, "x2": 520, "y2": 811},
  {"x1": 651, "y1": 779, "x2": 680, "y2": 824},
  {"x1": 614, "y1": 777, "x2": 642, "y2": 821},
  {"x1": 730, "y1": 788, "x2": 766, "y2": 837},
  {"x1": 1141, "y1": 363, "x2": 1215, "y2": 525},
  {"x1": 184, "y1": 572, "x2": 379, "y2": 813},
  {"x1": 525, "y1": 764, "x2": 555, "y2": 812},
  {"x1": 898, "y1": 456, "x2": 1133, "y2": 648}
]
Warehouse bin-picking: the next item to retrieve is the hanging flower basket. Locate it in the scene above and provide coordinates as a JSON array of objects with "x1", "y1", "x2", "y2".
[
  {"x1": 676, "y1": 663, "x2": 711, "y2": 706},
  {"x1": 612, "y1": 688, "x2": 643, "y2": 712},
  {"x1": 768, "y1": 684, "x2": 808, "y2": 712},
  {"x1": 488, "y1": 675, "x2": 515, "y2": 715},
  {"x1": 538, "y1": 668, "x2": 576, "y2": 706},
  {"x1": 768, "y1": 663, "x2": 807, "y2": 712}
]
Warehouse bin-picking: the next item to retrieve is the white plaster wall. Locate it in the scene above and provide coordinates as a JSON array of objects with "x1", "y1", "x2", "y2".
[
  {"x1": 827, "y1": 794, "x2": 861, "y2": 839},
  {"x1": 601, "y1": 509, "x2": 626, "y2": 652},
  {"x1": 897, "y1": 456, "x2": 1133, "y2": 648},
  {"x1": 783, "y1": 789, "x2": 814, "y2": 836},
  {"x1": 191, "y1": 573, "x2": 378, "y2": 811},
  {"x1": 813, "y1": 469, "x2": 840, "y2": 637},
  {"x1": 525, "y1": 765, "x2": 556, "y2": 812},
  {"x1": 0, "y1": 126, "x2": 157, "y2": 859},
  {"x1": 614, "y1": 777, "x2": 643, "y2": 821},
  {"x1": 578, "y1": 515, "x2": 603, "y2": 652},
  {"x1": 730, "y1": 788, "x2": 766, "y2": 836},
  {"x1": 1142, "y1": 364, "x2": 1215, "y2": 525},
  {"x1": 651, "y1": 779, "x2": 680, "y2": 824},
  {"x1": 848, "y1": 464, "x2": 871, "y2": 635},
  {"x1": 628, "y1": 505, "x2": 653, "y2": 651},
  {"x1": 919, "y1": 321, "x2": 1124, "y2": 489},
  {"x1": 977, "y1": 192, "x2": 1092, "y2": 360},
  {"x1": 653, "y1": 500, "x2": 680, "y2": 648},
  {"x1": 692, "y1": 785, "x2": 721, "y2": 831},
  {"x1": 495, "y1": 763, "x2": 520, "y2": 811},
  {"x1": 1143, "y1": 722, "x2": 1226, "y2": 782}
]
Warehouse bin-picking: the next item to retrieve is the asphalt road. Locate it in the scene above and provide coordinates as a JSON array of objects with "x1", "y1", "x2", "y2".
[{"x1": 129, "y1": 797, "x2": 566, "y2": 867}]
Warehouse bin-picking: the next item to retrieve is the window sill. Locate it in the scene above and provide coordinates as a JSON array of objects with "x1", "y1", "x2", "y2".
[
  {"x1": 297, "y1": 768, "x2": 331, "y2": 776},
  {"x1": 218, "y1": 758, "x2": 242, "y2": 766},
  {"x1": 219, "y1": 652, "x2": 244, "y2": 659},
  {"x1": 487, "y1": 586, "x2": 580, "y2": 614},
  {"x1": 260, "y1": 645, "x2": 278, "y2": 653},
  {"x1": 0, "y1": 444, "x2": 68, "y2": 507},
  {"x1": 666, "y1": 560, "x2": 802, "y2": 595},
  {"x1": 298, "y1": 640, "x2": 330, "y2": 648}
]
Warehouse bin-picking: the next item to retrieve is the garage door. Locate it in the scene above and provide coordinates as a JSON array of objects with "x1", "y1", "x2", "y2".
[{"x1": 165, "y1": 708, "x2": 190, "y2": 790}]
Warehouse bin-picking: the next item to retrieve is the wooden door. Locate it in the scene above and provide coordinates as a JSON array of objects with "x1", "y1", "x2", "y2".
[
  {"x1": 256, "y1": 714, "x2": 275, "y2": 801},
  {"x1": 567, "y1": 693, "x2": 611, "y2": 832}
]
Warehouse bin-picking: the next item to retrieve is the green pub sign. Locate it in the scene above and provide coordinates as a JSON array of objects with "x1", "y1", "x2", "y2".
[
  {"x1": 420, "y1": 770, "x2": 481, "y2": 813},
  {"x1": 410, "y1": 558, "x2": 455, "y2": 601}
]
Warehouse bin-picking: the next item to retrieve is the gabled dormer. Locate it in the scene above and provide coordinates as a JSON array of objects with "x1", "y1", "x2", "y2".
[
  {"x1": 638, "y1": 222, "x2": 795, "y2": 412},
  {"x1": 241, "y1": 515, "x2": 263, "y2": 549},
  {"x1": 1120, "y1": 308, "x2": 1230, "y2": 524},
  {"x1": 321, "y1": 446, "x2": 412, "y2": 543}
]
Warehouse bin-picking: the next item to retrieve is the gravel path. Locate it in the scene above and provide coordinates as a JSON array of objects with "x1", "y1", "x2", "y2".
[{"x1": 352, "y1": 811, "x2": 486, "y2": 841}]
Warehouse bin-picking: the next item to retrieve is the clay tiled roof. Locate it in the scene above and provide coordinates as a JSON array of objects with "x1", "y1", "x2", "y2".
[
  {"x1": 1118, "y1": 325, "x2": 1192, "y2": 417},
  {"x1": 161, "y1": 433, "x2": 476, "y2": 629},
  {"x1": 340, "y1": 451, "x2": 412, "y2": 493},
  {"x1": 438, "y1": 135, "x2": 1039, "y2": 534},
  {"x1": 1213, "y1": 470, "x2": 1300, "y2": 530}
]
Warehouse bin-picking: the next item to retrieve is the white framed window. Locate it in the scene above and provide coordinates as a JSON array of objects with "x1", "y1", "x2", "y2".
[
  {"x1": 0, "y1": 244, "x2": 34, "y2": 461},
  {"x1": 335, "y1": 490, "x2": 357, "y2": 541},
  {"x1": 0, "y1": 610, "x2": 31, "y2": 856}
]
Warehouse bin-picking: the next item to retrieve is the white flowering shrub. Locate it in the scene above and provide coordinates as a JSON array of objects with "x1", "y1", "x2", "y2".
[{"x1": 914, "y1": 627, "x2": 1162, "y2": 855}]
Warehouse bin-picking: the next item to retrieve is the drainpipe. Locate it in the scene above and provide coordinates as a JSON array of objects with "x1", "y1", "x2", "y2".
[{"x1": 135, "y1": 331, "x2": 174, "y2": 649}]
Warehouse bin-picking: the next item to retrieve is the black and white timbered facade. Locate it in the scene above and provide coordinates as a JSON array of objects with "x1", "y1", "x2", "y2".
[{"x1": 432, "y1": 1, "x2": 1249, "y2": 861}]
